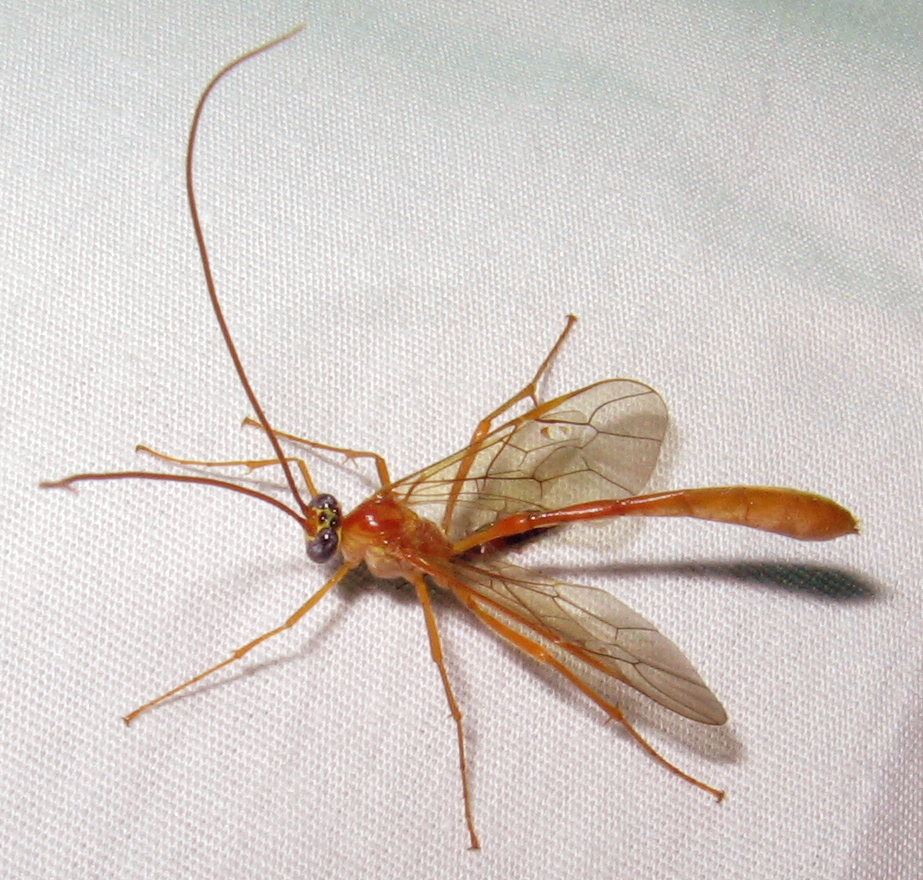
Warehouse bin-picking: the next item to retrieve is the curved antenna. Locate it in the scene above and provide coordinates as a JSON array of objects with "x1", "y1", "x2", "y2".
[{"x1": 186, "y1": 25, "x2": 311, "y2": 519}]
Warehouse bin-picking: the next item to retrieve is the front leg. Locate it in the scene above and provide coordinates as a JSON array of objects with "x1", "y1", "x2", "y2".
[{"x1": 242, "y1": 417, "x2": 391, "y2": 488}]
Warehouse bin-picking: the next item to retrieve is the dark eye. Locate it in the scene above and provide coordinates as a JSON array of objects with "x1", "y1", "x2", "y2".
[
  {"x1": 310, "y1": 493, "x2": 338, "y2": 512},
  {"x1": 306, "y1": 527, "x2": 339, "y2": 563}
]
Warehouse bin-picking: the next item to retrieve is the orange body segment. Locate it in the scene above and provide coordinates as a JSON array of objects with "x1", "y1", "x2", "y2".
[
  {"x1": 456, "y1": 485, "x2": 857, "y2": 553},
  {"x1": 614, "y1": 487, "x2": 859, "y2": 541}
]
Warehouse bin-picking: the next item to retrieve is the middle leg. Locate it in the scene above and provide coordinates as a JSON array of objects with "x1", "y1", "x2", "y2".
[{"x1": 410, "y1": 573, "x2": 480, "y2": 850}]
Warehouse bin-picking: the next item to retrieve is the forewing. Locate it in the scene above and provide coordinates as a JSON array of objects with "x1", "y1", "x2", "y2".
[
  {"x1": 440, "y1": 559, "x2": 726, "y2": 725},
  {"x1": 391, "y1": 380, "x2": 667, "y2": 542}
]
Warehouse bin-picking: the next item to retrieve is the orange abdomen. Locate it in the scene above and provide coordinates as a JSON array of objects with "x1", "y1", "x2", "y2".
[{"x1": 617, "y1": 486, "x2": 858, "y2": 540}]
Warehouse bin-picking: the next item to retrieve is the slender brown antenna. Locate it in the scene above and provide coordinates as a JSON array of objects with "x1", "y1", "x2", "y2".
[
  {"x1": 186, "y1": 25, "x2": 310, "y2": 519},
  {"x1": 40, "y1": 471, "x2": 308, "y2": 526}
]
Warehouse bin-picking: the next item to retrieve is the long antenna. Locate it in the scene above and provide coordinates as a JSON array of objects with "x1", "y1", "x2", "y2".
[
  {"x1": 186, "y1": 25, "x2": 310, "y2": 519},
  {"x1": 40, "y1": 471, "x2": 307, "y2": 526}
]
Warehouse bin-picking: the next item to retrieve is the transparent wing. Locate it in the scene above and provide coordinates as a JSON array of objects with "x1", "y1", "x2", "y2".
[
  {"x1": 437, "y1": 558, "x2": 726, "y2": 726},
  {"x1": 390, "y1": 379, "x2": 667, "y2": 543}
]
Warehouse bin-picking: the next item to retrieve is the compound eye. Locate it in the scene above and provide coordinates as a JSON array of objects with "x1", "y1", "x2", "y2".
[
  {"x1": 310, "y1": 493, "x2": 338, "y2": 512},
  {"x1": 306, "y1": 494, "x2": 341, "y2": 563},
  {"x1": 306, "y1": 527, "x2": 339, "y2": 563}
]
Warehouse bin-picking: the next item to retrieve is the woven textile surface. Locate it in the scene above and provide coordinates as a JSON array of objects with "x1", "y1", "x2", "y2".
[{"x1": 3, "y1": 2, "x2": 920, "y2": 878}]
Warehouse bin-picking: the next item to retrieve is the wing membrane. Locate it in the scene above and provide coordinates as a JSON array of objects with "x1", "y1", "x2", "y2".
[
  {"x1": 436, "y1": 558, "x2": 726, "y2": 725},
  {"x1": 390, "y1": 380, "x2": 667, "y2": 542}
]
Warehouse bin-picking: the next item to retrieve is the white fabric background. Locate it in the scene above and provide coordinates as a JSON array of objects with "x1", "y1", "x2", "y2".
[{"x1": 3, "y1": 1, "x2": 921, "y2": 877}]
